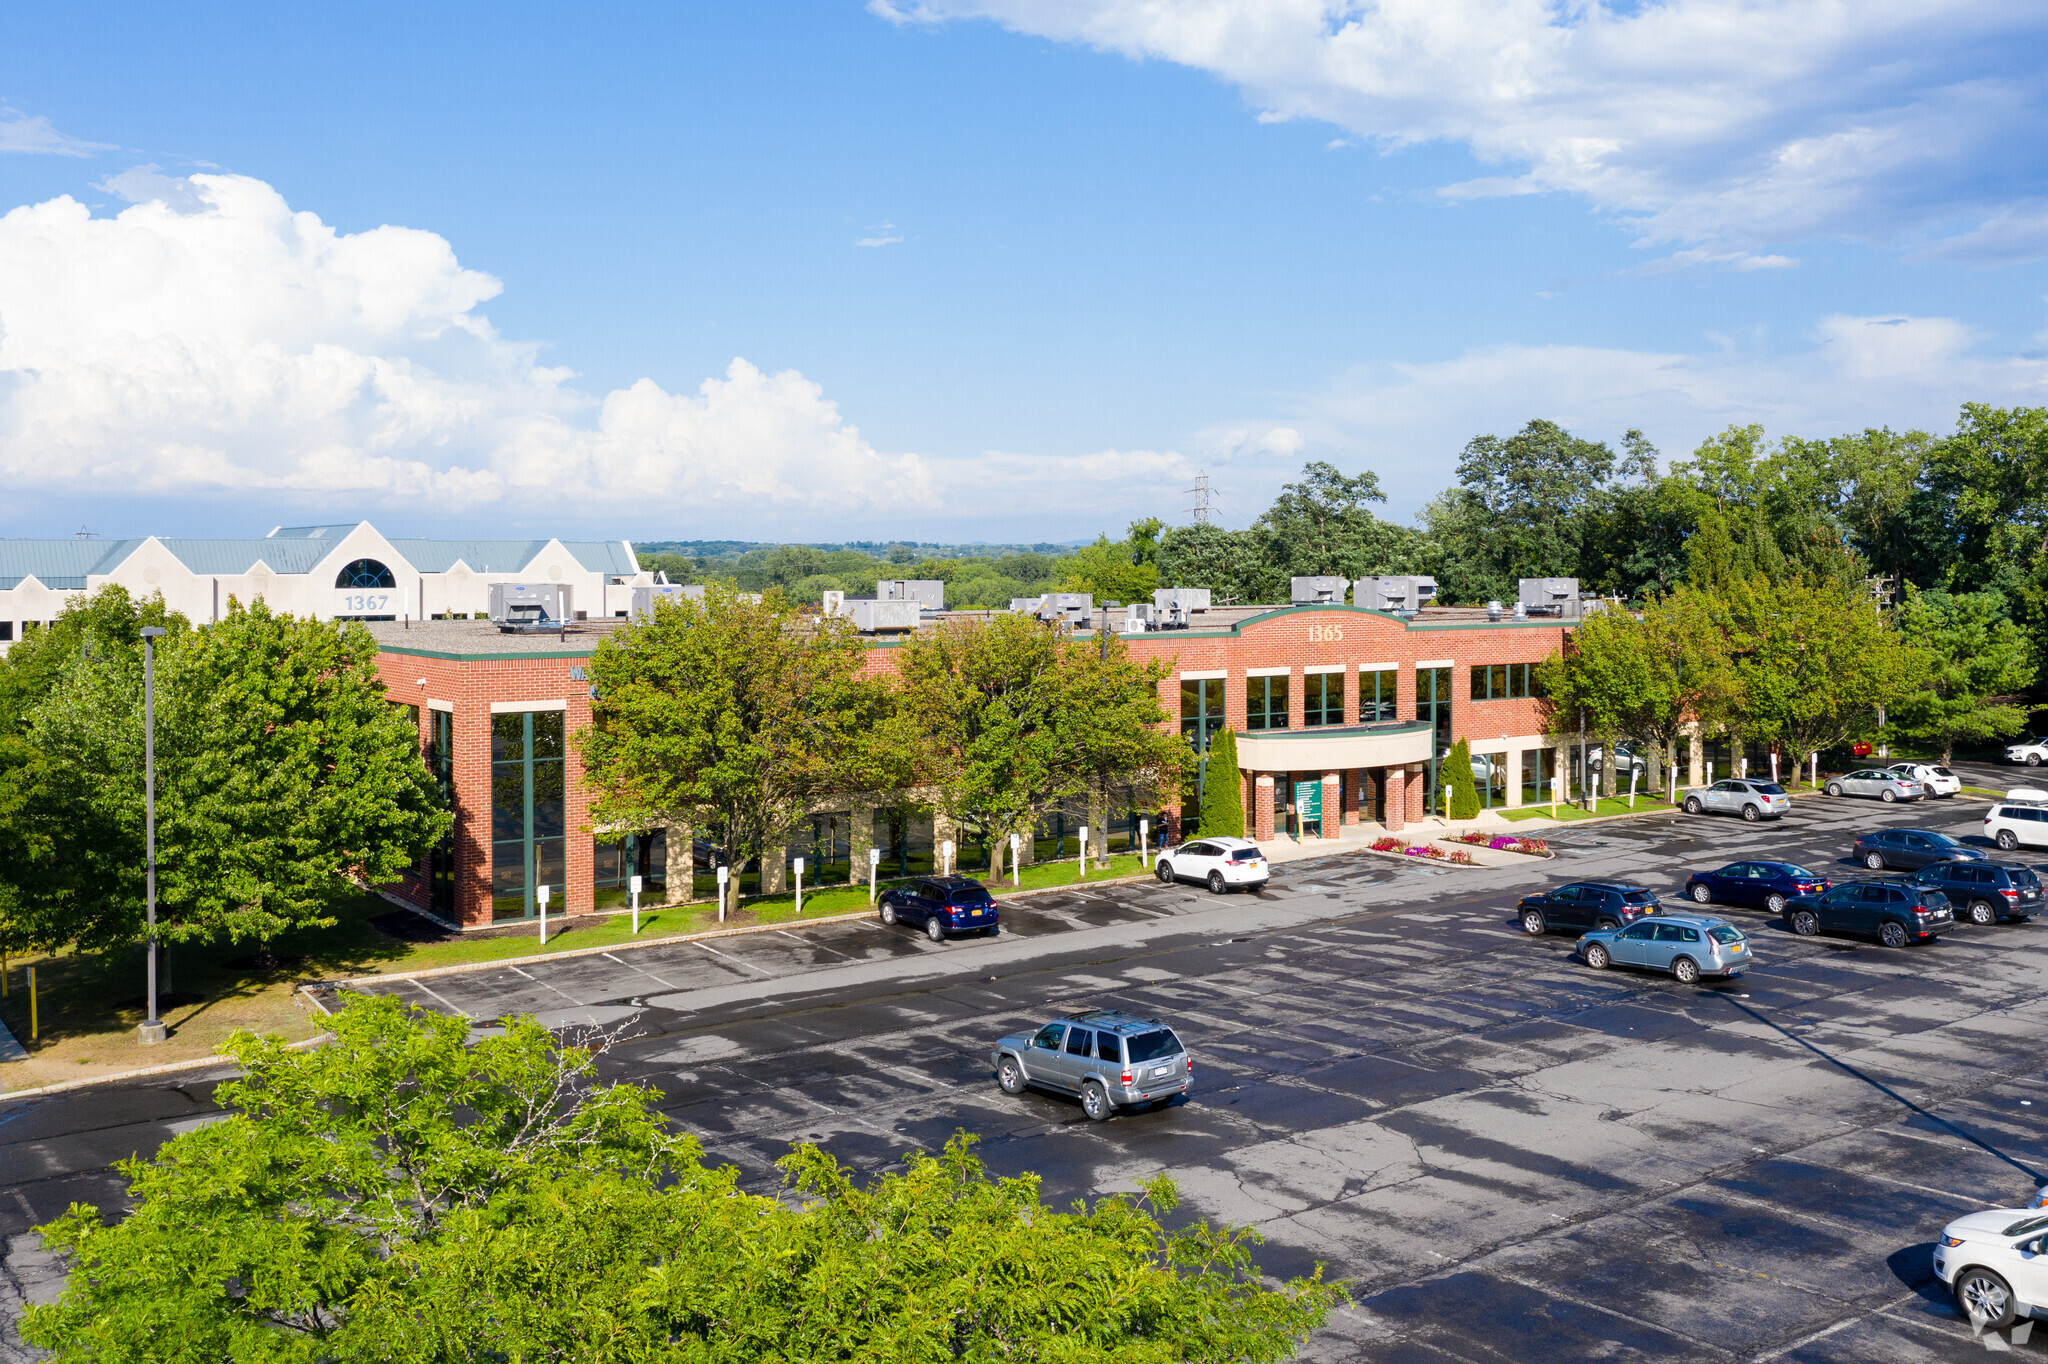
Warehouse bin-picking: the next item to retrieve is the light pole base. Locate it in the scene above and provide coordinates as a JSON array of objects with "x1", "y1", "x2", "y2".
[{"x1": 137, "y1": 1019, "x2": 168, "y2": 1045}]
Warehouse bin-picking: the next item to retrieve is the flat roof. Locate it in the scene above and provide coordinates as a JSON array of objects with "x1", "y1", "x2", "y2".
[{"x1": 366, "y1": 618, "x2": 626, "y2": 659}]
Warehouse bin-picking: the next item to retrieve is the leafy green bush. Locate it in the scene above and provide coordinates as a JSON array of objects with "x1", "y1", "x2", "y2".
[
  {"x1": 1446, "y1": 738, "x2": 1482, "y2": 820},
  {"x1": 1199, "y1": 727, "x2": 1245, "y2": 837}
]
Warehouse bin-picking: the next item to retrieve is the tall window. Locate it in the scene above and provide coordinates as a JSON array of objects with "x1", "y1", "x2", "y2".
[
  {"x1": 1361, "y1": 668, "x2": 1398, "y2": 722},
  {"x1": 1416, "y1": 666, "x2": 1453, "y2": 812},
  {"x1": 1304, "y1": 672, "x2": 1343, "y2": 727},
  {"x1": 429, "y1": 710, "x2": 455, "y2": 918},
  {"x1": 1245, "y1": 675, "x2": 1289, "y2": 731},
  {"x1": 491, "y1": 711, "x2": 565, "y2": 921},
  {"x1": 336, "y1": 558, "x2": 396, "y2": 589},
  {"x1": 1180, "y1": 678, "x2": 1224, "y2": 750}
]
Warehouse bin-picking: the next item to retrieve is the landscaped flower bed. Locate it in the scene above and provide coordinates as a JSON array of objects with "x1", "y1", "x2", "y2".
[
  {"x1": 1451, "y1": 831, "x2": 1550, "y2": 856},
  {"x1": 1370, "y1": 836, "x2": 1473, "y2": 864}
]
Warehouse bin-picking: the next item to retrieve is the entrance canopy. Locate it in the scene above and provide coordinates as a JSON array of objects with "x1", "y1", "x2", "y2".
[{"x1": 1234, "y1": 720, "x2": 1435, "y2": 773}]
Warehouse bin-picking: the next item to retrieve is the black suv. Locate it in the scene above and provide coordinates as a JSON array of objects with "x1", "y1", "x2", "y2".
[
  {"x1": 1519, "y1": 881, "x2": 1662, "y2": 937},
  {"x1": 1851, "y1": 828, "x2": 1986, "y2": 871},
  {"x1": 1783, "y1": 879, "x2": 1952, "y2": 946},
  {"x1": 1908, "y1": 860, "x2": 2043, "y2": 924},
  {"x1": 879, "y1": 875, "x2": 999, "y2": 942}
]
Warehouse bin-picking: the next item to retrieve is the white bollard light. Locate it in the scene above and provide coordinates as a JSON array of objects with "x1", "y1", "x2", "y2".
[
  {"x1": 793, "y1": 857, "x2": 804, "y2": 916},
  {"x1": 869, "y1": 846, "x2": 881, "y2": 904},
  {"x1": 1139, "y1": 818, "x2": 1150, "y2": 869},
  {"x1": 942, "y1": 840, "x2": 954, "y2": 876},
  {"x1": 1077, "y1": 826, "x2": 1088, "y2": 878},
  {"x1": 1811, "y1": 752, "x2": 1819, "y2": 788},
  {"x1": 717, "y1": 865, "x2": 730, "y2": 922},
  {"x1": 1629, "y1": 767, "x2": 1639, "y2": 810},
  {"x1": 1770, "y1": 752, "x2": 1779, "y2": 784},
  {"x1": 629, "y1": 874, "x2": 643, "y2": 935},
  {"x1": 1707, "y1": 761, "x2": 1714, "y2": 785},
  {"x1": 1009, "y1": 834, "x2": 1020, "y2": 886},
  {"x1": 536, "y1": 883, "x2": 550, "y2": 946}
]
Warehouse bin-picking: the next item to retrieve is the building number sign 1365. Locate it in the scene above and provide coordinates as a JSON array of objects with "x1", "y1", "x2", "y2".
[
  {"x1": 1307, "y1": 622, "x2": 1344, "y2": 642},
  {"x1": 340, "y1": 594, "x2": 390, "y2": 612}
]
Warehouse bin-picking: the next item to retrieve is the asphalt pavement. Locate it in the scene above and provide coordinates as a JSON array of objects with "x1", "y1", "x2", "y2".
[{"x1": 6, "y1": 789, "x2": 2048, "y2": 1361}]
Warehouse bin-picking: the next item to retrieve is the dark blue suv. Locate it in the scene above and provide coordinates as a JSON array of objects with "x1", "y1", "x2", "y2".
[{"x1": 879, "y1": 874, "x2": 1000, "y2": 942}]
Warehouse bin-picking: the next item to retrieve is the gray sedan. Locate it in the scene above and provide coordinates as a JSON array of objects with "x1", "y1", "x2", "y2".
[
  {"x1": 1826, "y1": 768, "x2": 1925, "y2": 803},
  {"x1": 1681, "y1": 779, "x2": 1792, "y2": 821}
]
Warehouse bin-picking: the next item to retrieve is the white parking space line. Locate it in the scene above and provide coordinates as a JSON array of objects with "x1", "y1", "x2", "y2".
[
  {"x1": 779, "y1": 930, "x2": 856, "y2": 960},
  {"x1": 507, "y1": 964, "x2": 585, "y2": 1005},
  {"x1": 696, "y1": 941, "x2": 774, "y2": 974},
  {"x1": 602, "y1": 952, "x2": 681, "y2": 990},
  {"x1": 407, "y1": 978, "x2": 471, "y2": 1018}
]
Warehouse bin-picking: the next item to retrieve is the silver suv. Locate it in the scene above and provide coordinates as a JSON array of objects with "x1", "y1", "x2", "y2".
[{"x1": 990, "y1": 1010, "x2": 1191, "y2": 1121}]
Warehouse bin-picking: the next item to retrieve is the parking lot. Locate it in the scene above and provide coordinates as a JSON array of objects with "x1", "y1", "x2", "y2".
[{"x1": 6, "y1": 789, "x2": 2048, "y2": 1361}]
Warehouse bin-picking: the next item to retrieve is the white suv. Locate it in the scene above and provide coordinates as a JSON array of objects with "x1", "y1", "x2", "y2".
[
  {"x1": 1986, "y1": 800, "x2": 2048, "y2": 852},
  {"x1": 1156, "y1": 836, "x2": 1270, "y2": 894},
  {"x1": 1888, "y1": 762, "x2": 1961, "y2": 798},
  {"x1": 2007, "y1": 737, "x2": 2048, "y2": 767}
]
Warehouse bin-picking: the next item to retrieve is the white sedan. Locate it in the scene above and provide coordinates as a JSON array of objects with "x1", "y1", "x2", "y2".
[
  {"x1": 1156, "y1": 836, "x2": 1270, "y2": 894},
  {"x1": 1935, "y1": 1202, "x2": 2048, "y2": 1330},
  {"x1": 1889, "y1": 762, "x2": 1960, "y2": 797}
]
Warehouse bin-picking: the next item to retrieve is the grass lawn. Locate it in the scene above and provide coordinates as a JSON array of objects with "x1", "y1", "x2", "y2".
[
  {"x1": 0, "y1": 853, "x2": 1154, "y2": 1093},
  {"x1": 1499, "y1": 795, "x2": 1681, "y2": 822}
]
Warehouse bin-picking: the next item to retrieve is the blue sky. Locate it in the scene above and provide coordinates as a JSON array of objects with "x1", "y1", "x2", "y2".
[{"x1": 2, "y1": 1, "x2": 2045, "y2": 543}]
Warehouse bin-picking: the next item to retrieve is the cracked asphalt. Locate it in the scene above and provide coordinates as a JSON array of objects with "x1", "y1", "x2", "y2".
[{"x1": 6, "y1": 787, "x2": 2048, "y2": 1361}]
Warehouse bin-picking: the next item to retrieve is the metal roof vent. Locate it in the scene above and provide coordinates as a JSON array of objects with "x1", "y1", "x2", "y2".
[
  {"x1": 1518, "y1": 577, "x2": 1580, "y2": 618},
  {"x1": 1487, "y1": 600, "x2": 1503, "y2": 621},
  {"x1": 1356, "y1": 576, "x2": 1437, "y2": 617},
  {"x1": 1150, "y1": 587, "x2": 1210, "y2": 629},
  {"x1": 1290, "y1": 576, "x2": 1347, "y2": 606},
  {"x1": 491, "y1": 582, "x2": 574, "y2": 633}
]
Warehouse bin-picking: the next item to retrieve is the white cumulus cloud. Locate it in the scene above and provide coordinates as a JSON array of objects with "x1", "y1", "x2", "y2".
[
  {"x1": 0, "y1": 173, "x2": 937, "y2": 517},
  {"x1": 0, "y1": 107, "x2": 113, "y2": 157},
  {"x1": 874, "y1": 0, "x2": 2048, "y2": 261}
]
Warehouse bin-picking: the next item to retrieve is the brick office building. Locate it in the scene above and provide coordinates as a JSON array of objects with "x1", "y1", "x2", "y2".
[{"x1": 366, "y1": 591, "x2": 1577, "y2": 931}]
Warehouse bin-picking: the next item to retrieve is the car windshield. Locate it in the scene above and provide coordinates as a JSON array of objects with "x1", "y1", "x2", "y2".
[
  {"x1": 1932, "y1": 766, "x2": 1955, "y2": 777},
  {"x1": 949, "y1": 886, "x2": 993, "y2": 904},
  {"x1": 1622, "y1": 890, "x2": 1658, "y2": 905},
  {"x1": 1125, "y1": 1029, "x2": 1183, "y2": 1063},
  {"x1": 1707, "y1": 926, "x2": 1744, "y2": 944},
  {"x1": 1923, "y1": 832, "x2": 1962, "y2": 848},
  {"x1": 1919, "y1": 889, "x2": 1950, "y2": 906},
  {"x1": 1751, "y1": 783, "x2": 1786, "y2": 795},
  {"x1": 1227, "y1": 848, "x2": 1263, "y2": 862},
  {"x1": 2004, "y1": 1214, "x2": 2048, "y2": 1238},
  {"x1": 1773, "y1": 864, "x2": 1817, "y2": 879},
  {"x1": 2012, "y1": 870, "x2": 2042, "y2": 890}
]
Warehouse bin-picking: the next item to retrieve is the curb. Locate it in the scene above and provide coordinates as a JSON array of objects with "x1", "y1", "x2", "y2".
[
  {"x1": 0, "y1": 1029, "x2": 331, "y2": 1106},
  {"x1": 330, "y1": 868, "x2": 1160, "y2": 991}
]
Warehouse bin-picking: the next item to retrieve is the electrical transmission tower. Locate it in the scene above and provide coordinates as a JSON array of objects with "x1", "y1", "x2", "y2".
[{"x1": 1184, "y1": 471, "x2": 1214, "y2": 524}]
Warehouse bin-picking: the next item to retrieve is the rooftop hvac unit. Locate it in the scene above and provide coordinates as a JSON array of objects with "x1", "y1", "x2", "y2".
[
  {"x1": 1031, "y1": 592, "x2": 1092, "y2": 626},
  {"x1": 848, "y1": 599, "x2": 922, "y2": 632},
  {"x1": 1122, "y1": 603, "x2": 1154, "y2": 632},
  {"x1": 491, "y1": 583, "x2": 574, "y2": 633},
  {"x1": 630, "y1": 584, "x2": 693, "y2": 620},
  {"x1": 1356, "y1": 576, "x2": 1437, "y2": 616},
  {"x1": 1579, "y1": 596, "x2": 1615, "y2": 619},
  {"x1": 1517, "y1": 577, "x2": 1580, "y2": 618},
  {"x1": 878, "y1": 579, "x2": 945, "y2": 610},
  {"x1": 1290, "y1": 576, "x2": 1348, "y2": 606},
  {"x1": 1150, "y1": 586, "x2": 1210, "y2": 628},
  {"x1": 821, "y1": 590, "x2": 846, "y2": 616}
]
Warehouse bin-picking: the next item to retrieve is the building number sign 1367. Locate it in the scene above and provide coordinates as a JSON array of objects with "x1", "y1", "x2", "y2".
[
  {"x1": 340, "y1": 594, "x2": 390, "y2": 612},
  {"x1": 1307, "y1": 622, "x2": 1344, "y2": 642}
]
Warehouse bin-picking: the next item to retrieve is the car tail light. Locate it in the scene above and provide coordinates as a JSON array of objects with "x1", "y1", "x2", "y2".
[
  {"x1": 1187, "y1": 1057, "x2": 1194, "y2": 1072},
  {"x1": 1120, "y1": 1072, "x2": 1133, "y2": 1084},
  {"x1": 2002, "y1": 888, "x2": 2019, "y2": 899}
]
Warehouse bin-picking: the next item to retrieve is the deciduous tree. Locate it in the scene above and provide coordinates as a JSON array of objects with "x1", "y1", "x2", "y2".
[{"x1": 1892, "y1": 587, "x2": 2038, "y2": 763}]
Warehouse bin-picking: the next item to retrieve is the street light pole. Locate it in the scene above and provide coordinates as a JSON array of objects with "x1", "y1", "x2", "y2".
[{"x1": 138, "y1": 626, "x2": 168, "y2": 1046}]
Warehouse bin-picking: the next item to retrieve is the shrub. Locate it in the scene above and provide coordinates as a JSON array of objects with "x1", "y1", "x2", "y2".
[
  {"x1": 1445, "y1": 848, "x2": 1475, "y2": 865},
  {"x1": 1371, "y1": 836, "x2": 1405, "y2": 852},
  {"x1": 1445, "y1": 738, "x2": 1482, "y2": 820},
  {"x1": 1199, "y1": 727, "x2": 1245, "y2": 838}
]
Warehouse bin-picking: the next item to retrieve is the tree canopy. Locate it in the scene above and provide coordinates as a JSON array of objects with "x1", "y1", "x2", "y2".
[{"x1": 25, "y1": 996, "x2": 1344, "y2": 1363}]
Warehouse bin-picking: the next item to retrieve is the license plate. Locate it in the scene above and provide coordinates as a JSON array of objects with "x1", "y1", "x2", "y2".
[
  {"x1": 970, "y1": 908, "x2": 983, "y2": 916},
  {"x1": 1731, "y1": 944, "x2": 1744, "y2": 952},
  {"x1": 1148, "y1": 1066, "x2": 1170, "y2": 1079}
]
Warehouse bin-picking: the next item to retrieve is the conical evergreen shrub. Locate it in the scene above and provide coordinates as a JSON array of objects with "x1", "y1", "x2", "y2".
[
  {"x1": 1446, "y1": 737, "x2": 1482, "y2": 820},
  {"x1": 1199, "y1": 727, "x2": 1246, "y2": 837}
]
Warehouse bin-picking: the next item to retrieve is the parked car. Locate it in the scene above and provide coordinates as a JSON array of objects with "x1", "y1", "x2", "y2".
[
  {"x1": 1588, "y1": 743, "x2": 1648, "y2": 777},
  {"x1": 1852, "y1": 828, "x2": 1987, "y2": 871},
  {"x1": 1908, "y1": 860, "x2": 2043, "y2": 924},
  {"x1": 878, "y1": 874, "x2": 999, "y2": 942},
  {"x1": 1156, "y1": 836, "x2": 1269, "y2": 893},
  {"x1": 1518, "y1": 881, "x2": 1662, "y2": 936},
  {"x1": 1684, "y1": 860, "x2": 1829, "y2": 914},
  {"x1": 1680, "y1": 778, "x2": 1792, "y2": 821},
  {"x1": 1783, "y1": 879, "x2": 1952, "y2": 947},
  {"x1": 2005, "y1": 737, "x2": 2048, "y2": 767},
  {"x1": 1578, "y1": 912, "x2": 1751, "y2": 983},
  {"x1": 1985, "y1": 800, "x2": 2048, "y2": 853},
  {"x1": 989, "y1": 1009, "x2": 1191, "y2": 1121},
  {"x1": 1887, "y1": 762, "x2": 1961, "y2": 798},
  {"x1": 1850, "y1": 740, "x2": 1875, "y2": 758},
  {"x1": 1934, "y1": 1205, "x2": 2048, "y2": 1330},
  {"x1": 1825, "y1": 769, "x2": 1925, "y2": 803}
]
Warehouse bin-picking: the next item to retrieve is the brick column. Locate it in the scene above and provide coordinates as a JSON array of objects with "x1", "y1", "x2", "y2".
[
  {"x1": 1405, "y1": 765, "x2": 1426, "y2": 825},
  {"x1": 1343, "y1": 769, "x2": 1361, "y2": 825},
  {"x1": 1253, "y1": 776, "x2": 1275, "y2": 840},
  {"x1": 1686, "y1": 722, "x2": 1705, "y2": 786},
  {"x1": 1384, "y1": 767, "x2": 1405, "y2": 833},
  {"x1": 761, "y1": 844, "x2": 787, "y2": 894},
  {"x1": 1322, "y1": 772, "x2": 1341, "y2": 838},
  {"x1": 662, "y1": 820, "x2": 691, "y2": 905}
]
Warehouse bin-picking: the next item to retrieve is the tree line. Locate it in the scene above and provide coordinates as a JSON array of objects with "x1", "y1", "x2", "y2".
[
  {"x1": 580, "y1": 585, "x2": 1192, "y2": 879},
  {"x1": 0, "y1": 588, "x2": 449, "y2": 959}
]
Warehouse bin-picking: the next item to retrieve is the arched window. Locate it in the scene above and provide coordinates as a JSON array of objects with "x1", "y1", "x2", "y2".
[{"x1": 335, "y1": 558, "x2": 396, "y2": 589}]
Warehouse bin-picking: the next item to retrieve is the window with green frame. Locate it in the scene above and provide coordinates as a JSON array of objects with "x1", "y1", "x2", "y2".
[
  {"x1": 1470, "y1": 662, "x2": 1539, "y2": 700},
  {"x1": 491, "y1": 710, "x2": 565, "y2": 922},
  {"x1": 1303, "y1": 671, "x2": 1343, "y2": 726},
  {"x1": 428, "y1": 709, "x2": 455, "y2": 918},
  {"x1": 1360, "y1": 668, "x2": 1398, "y2": 722},
  {"x1": 1246, "y1": 674, "x2": 1289, "y2": 731}
]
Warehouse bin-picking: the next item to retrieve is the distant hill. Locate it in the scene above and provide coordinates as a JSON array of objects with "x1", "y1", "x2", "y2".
[{"x1": 633, "y1": 538, "x2": 1085, "y2": 560}]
